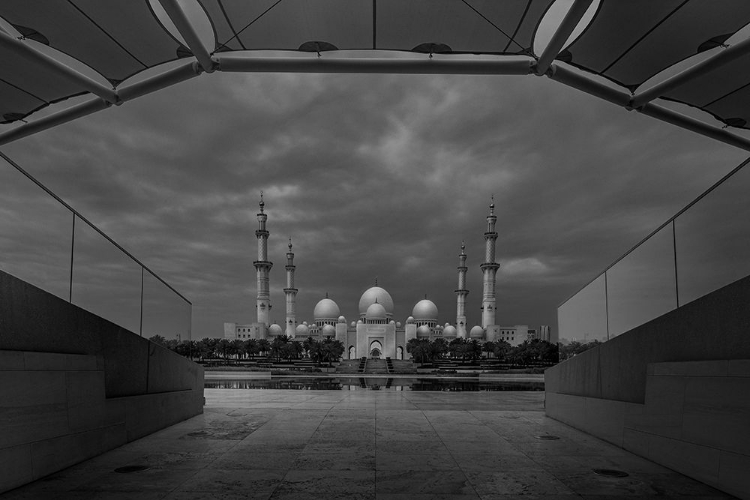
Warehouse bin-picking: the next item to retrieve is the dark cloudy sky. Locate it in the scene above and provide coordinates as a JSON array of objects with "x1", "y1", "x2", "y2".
[{"x1": 1, "y1": 2, "x2": 749, "y2": 341}]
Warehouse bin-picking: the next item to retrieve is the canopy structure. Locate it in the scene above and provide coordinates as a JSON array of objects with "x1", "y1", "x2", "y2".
[{"x1": 1, "y1": 0, "x2": 750, "y2": 150}]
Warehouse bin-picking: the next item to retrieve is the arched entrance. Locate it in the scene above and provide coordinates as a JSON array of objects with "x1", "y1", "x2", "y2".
[
  {"x1": 397, "y1": 346, "x2": 403, "y2": 360},
  {"x1": 349, "y1": 346, "x2": 356, "y2": 359},
  {"x1": 370, "y1": 340, "x2": 383, "y2": 359}
]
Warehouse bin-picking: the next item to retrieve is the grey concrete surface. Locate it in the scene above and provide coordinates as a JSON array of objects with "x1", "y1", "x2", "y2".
[{"x1": 0, "y1": 389, "x2": 735, "y2": 499}]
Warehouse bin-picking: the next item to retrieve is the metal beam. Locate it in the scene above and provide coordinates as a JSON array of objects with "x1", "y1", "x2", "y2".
[
  {"x1": 158, "y1": 0, "x2": 216, "y2": 73},
  {"x1": 0, "y1": 98, "x2": 111, "y2": 147},
  {"x1": 545, "y1": 63, "x2": 631, "y2": 107},
  {"x1": 0, "y1": 61, "x2": 203, "y2": 147},
  {"x1": 217, "y1": 56, "x2": 535, "y2": 75},
  {"x1": 638, "y1": 102, "x2": 750, "y2": 152},
  {"x1": 632, "y1": 35, "x2": 750, "y2": 108},
  {"x1": 535, "y1": 0, "x2": 594, "y2": 76},
  {"x1": 118, "y1": 61, "x2": 203, "y2": 102},
  {"x1": 0, "y1": 30, "x2": 118, "y2": 103}
]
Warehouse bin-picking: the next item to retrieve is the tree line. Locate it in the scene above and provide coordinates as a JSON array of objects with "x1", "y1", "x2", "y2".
[
  {"x1": 149, "y1": 334, "x2": 344, "y2": 365},
  {"x1": 406, "y1": 337, "x2": 560, "y2": 365}
]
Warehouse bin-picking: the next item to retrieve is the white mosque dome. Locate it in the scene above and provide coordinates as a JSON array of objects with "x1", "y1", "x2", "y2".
[
  {"x1": 443, "y1": 325, "x2": 457, "y2": 338},
  {"x1": 321, "y1": 324, "x2": 336, "y2": 337},
  {"x1": 296, "y1": 324, "x2": 309, "y2": 336},
  {"x1": 351, "y1": 321, "x2": 357, "y2": 327},
  {"x1": 366, "y1": 302, "x2": 387, "y2": 321},
  {"x1": 470, "y1": 325, "x2": 485, "y2": 338},
  {"x1": 358, "y1": 286, "x2": 394, "y2": 315},
  {"x1": 338, "y1": 315, "x2": 346, "y2": 323},
  {"x1": 314, "y1": 298, "x2": 340, "y2": 319},
  {"x1": 406, "y1": 316, "x2": 414, "y2": 324},
  {"x1": 416, "y1": 325, "x2": 431, "y2": 338},
  {"x1": 412, "y1": 299, "x2": 438, "y2": 321},
  {"x1": 396, "y1": 322, "x2": 401, "y2": 328},
  {"x1": 268, "y1": 324, "x2": 283, "y2": 336}
]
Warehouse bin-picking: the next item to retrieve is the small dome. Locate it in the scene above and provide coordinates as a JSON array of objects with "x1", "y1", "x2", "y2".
[
  {"x1": 359, "y1": 286, "x2": 394, "y2": 315},
  {"x1": 296, "y1": 324, "x2": 309, "y2": 336},
  {"x1": 389, "y1": 320, "x2": 396, "y2": 325},
  {"x1": 314, "y1": 298, "x2": 340, "y2": 320},
  {"x1": 351, "y1": 321, "x2": 356, "y2": 327},
  {"x1": 357, "y1": 319, "x2": 363, "y2": 324},
  {"x1": 406, "y1": 316, "x2": 415, "y2": 324},
  {"x1": 268, "y1": 324, "x2": 283, "y2": 336},
  {"x1": 412, "y1": 299, "x2": 438, "y2": 321},
  {"x1": 416, "y1": 325, "x2": 431, "y2": 338},
  {"x1": 396, "y1": 322, "x2": 402, "y2": 328},
  {"x1": 303, "y1": 321, "x2": 308, "y2": 326},
  {"x1": 366, "y1": 302, "x2": 387, "y2": 321},
  {"x1": 443, "y1": 325, "x2": 457, "y2": 338},
  {"x1": 321, "y1": 324, "x2": 336, "y2": 337},
  {"x1": 338, "y1": 315, "x2": 346, "y2": 323},
  {"x1": 470, "y1": 325, "x2": 485, "y2": 338}
]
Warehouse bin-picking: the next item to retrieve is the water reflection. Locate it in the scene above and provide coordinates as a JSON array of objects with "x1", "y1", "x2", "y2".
[{"x1": 205, "y1": 377, "x2": 544, "y2": 391}]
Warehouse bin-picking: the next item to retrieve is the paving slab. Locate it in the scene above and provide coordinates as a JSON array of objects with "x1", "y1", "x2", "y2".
[{"x1": 0, "y1": 389, "x2": 737, "y2": 499}]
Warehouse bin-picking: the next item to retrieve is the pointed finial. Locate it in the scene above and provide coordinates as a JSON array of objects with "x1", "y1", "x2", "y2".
[
  {"x1": 326, "y1": 292, "x2": 328, "y2": 299},
  {"x1": 424, "y1": 293, "x2": 427, "y2": 300},
  {"x1": 288, "y1": 237, "x2": 293, "y2": 251},
  {"x1": 259, "y1": 190, "x2": 265, "y2": 212},
  {"x1": 461, "y1": 240, "x2": 465, "y2": 254},
  {"x1": 490, "y1": 194, "x2": 495, "y2": 212},
  {"x1": 375, "y1": 276, "x2": 378, "y2": 287}
]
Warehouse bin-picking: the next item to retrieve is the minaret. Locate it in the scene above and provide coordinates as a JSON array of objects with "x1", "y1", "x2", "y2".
[
  {"x1": 455, "y1": 241, "x2": 469, "y2": 338},
  {"x1": 254, "y1": 193, "x2": 273, "y2": 326},
  {"x1": 480, "y1": 198, "x2": 500, "y2": 328},
  {"x1": 284, "y1": 238, "x2": 298, "y2": 336}
]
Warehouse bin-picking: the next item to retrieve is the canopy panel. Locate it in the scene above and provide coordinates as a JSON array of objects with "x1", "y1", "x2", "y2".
[
  {"x1": 0, "y1": 0, "x2": 189, "y2": 123},
  {"x1": 561, "y1": 0, "x2": 750, "y2": 91},
  {"x1": 202, "y1": 0, "x2": 554, "y2": 55}
]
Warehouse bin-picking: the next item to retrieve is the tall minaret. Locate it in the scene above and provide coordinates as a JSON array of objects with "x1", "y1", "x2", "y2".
[
  {"x1": 480, "y1": 198, "x2": 500, "y2": 328},
  {"x1": 284, "y1": 238, "x2": 298, "y2": 337},
  {"x1": 455, "y1": 241, "x2": 469, "y2": 338},
  {"x1": 254, "y1": 193, "x2": 273, "y2": 326}
]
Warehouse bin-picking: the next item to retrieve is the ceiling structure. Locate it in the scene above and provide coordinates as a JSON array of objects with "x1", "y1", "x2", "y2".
[{"x1": 1, "y1": 0, "x2": 750, "y2": 150}]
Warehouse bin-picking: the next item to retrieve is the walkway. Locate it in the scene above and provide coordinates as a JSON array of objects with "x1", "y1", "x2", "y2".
[{"x1": 1, "y1": 390, "x2": 734, "y2": 499}]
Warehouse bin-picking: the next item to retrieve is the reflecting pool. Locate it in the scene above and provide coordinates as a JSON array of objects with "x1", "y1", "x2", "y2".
[{"x1": 205, "y1": 377, "x2": 544, "y2": 391}]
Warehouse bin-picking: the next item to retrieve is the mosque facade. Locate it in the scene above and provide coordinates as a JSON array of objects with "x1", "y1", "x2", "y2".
[{"x1": 224, "y1": 197, "x2": 543, "y2": 357}]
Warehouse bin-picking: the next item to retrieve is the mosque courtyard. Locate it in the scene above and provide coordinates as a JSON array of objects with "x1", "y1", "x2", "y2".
[{"x1": 0, "y1": 389, "x2": 734, "y2": 499}]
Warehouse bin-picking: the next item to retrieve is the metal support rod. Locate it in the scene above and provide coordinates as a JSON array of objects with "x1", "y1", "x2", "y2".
[
  {"x1": 535, "y1": 0, "x2": 594, "y2": 76},
  {"x1": 157, "y1": 0, "x2": 216, "y2": 72},
  {"x1": 632, "y1": 35, "x2": 750, "y2": 108},
  {"x1": 117, "y1": 61, "x2": 203, "y2": 101},
  {"x1": 0, "y1": 97, "x2": 111, "y2": 147},
  {"x1": 638, "y1": 102, "x2": 750, "y2": 152},
  {"x1": 0, "y1": 30, "x2": 118, "y2": 103},
  {"x1": 0, "y1": 61, "x2": 202, "y2": 147},
  {"x1": 546, "y1": 63, "x2": 632, "y2": 107},
  {"x1": 216, "y1": 56, "x2": 535, "y2": 75}
]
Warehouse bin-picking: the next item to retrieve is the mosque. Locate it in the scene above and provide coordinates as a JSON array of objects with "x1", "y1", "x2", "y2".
[{"x1": 224, "y1": 196, "x2": 541, "y2": 358}]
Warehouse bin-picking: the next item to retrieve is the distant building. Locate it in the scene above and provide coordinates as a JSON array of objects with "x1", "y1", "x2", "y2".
[{"x1": 225, "y1": 196, "x2": 545, "y2": 357}]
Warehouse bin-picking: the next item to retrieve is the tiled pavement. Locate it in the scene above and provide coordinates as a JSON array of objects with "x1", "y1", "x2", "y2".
[{"x1": 1, "y1": 389, "x2": 735, "y2": 499}]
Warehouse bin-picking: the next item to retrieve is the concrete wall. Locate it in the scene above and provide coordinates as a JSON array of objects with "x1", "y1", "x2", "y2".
[
  {"x1": 0, "y1": 270, "x2": 204, "y2": 493},
  {"x1": 545, "y1": 275, "x2": 750, "y2": 499},
  {"x1": 547, "y1": 360, "x2": 750, "y2": 499},
  {"x1": 547, "y1": 274, "x2": 750, "y2": 404}
]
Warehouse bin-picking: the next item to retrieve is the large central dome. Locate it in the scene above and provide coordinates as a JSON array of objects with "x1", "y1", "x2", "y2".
[
  {"x1": 314, "y1": 298, "x2": 340, "y2": 319},
  {"x1": 358, "y1": 286, "x2": 394, "y2": 316},
  {"x1": 412, "y1": 299, "x2": 438, "y2": 321}
]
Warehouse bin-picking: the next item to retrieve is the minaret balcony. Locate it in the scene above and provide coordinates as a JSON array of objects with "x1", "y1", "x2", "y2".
[
  {"x1": 285, "y1": 265, "x2": 296, "y2": 271},
  {"x1": 454, "y1": 288, "x2": 469, "y2": 294},
  {"x1": 255, "y1": 230, "x2": 269, "y2": 237},
  {"x1": 283, "y1": 288, "x2": 298, "y2": 294},
  {"x1": 484, "y1": 232, "x2": 498, "y2": 238},
  {"x1": 253, "y1": 260, "x2": 273, "y2": 269},
  {"x1": 480, "y1": 262, "x2": 500, "y2": 270},
  {"x1": 457, "y1": 266, "x2": 468, "y2": 272}
]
